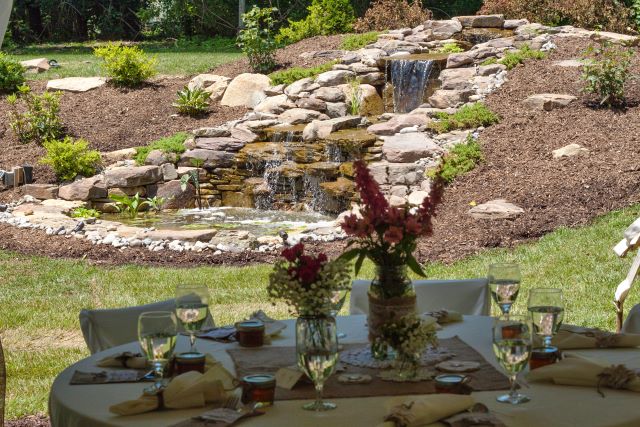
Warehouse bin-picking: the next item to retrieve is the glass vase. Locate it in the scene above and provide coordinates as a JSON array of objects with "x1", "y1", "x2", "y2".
[{"x1": 392, "y1": 351, "x2": 421, "y2": 380}]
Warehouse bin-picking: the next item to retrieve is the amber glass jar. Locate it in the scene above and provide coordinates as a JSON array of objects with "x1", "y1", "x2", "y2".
[
  {"x1": 434, "y1": 374, "x2": 469, "y2": 394},
  {"x1": 236, "y1": 320, "x2": 265, "y2": 347},
  {"x1": 529, "y1": 347, "x2": 558, "y2": 370},
  {"x1": 241, "y1": 374, "x2": 276, "y2": 406},
  {"x1": 175, "y1": 352, "x2": 206, "y2": 375}
]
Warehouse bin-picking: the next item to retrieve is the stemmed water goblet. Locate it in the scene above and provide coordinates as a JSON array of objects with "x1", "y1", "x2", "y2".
[
  {"x1": 528, "y1": 288, "x2": 564, "y2": 352},
  {"x1": 488, "y1": 263, "x2": 522, "y2": 317},
  {"x1": 492, "y1": 315, "x2": 532, "y2": 404},
  {"x1": 175, "y1": 284, "x2": 210, "y2": 354},
  {"x1": 138, "y1": 311, "x2": 178, "y2": 393}
]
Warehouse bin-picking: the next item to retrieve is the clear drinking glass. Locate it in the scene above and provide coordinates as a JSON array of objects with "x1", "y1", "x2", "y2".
[
  {"x1": 176, "y1": 284, "x2": 210, "y2": 353},
  {"x1": 492, "y1": 315, "x2": 532, "y2": 404},
  {"x1": 329, "y1": 289, "x2": 349, "y2": 339},
  {"x1": 528, "y1": 288, "x2": 565, "y2": 349},
  {"x1": 138, "y1": 311, "x2": 178, "y2": 393},
  {"x1": 296, "y1": 316, "x2": 339, "y2": 411},
  {"x1": 488, "y1": 263, "x2": 522, "y2": 317}
]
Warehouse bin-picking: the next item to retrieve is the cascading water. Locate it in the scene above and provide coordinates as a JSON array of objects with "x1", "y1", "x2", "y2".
[{"x1": 389, "y1": 59, "x2": 435, "y2": 113}]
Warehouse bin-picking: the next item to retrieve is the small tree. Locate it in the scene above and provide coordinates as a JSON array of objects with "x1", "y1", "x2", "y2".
[
  {"x1": 237, "y1": 7, "x2": 279, "y2": 74},
  {"x1": 582, "y1": 41, "x2": 634, "y2": 107}
]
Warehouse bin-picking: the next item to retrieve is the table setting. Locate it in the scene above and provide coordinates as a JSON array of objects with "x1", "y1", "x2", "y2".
[{"x1": 49, "y1": 160, "x2": 640, "y2": 427}]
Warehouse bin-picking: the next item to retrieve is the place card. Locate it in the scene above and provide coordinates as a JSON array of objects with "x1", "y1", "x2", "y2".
[
  {"x1": 275, "y1": 366, "x2": 306, "y2": 390},
  {"x1": 70, "y1": 369, "x2": 145, "y2": 385}
]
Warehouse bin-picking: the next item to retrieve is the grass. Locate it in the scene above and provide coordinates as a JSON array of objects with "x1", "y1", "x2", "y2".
[
  {"x1": 428, "y1": 102, "x2": 500, "y2": 134},
  {"x1": 269, "y1": 61, "x2": 336, "y2": 85},
  {"x1": 6, "y1": 38, "x2": 243, "y2": 81},
  {"x1": 340, "y1": 32, "x2": 380, "y2": 50},
  {"x1": 481, "y1": 44, "x2": 546, "y2": 70},
  {"x1": 428, "y1": 135, "x2": 483, "y2": 183},
  {"x1": 2, "y1": 204, "x2": 640, "y2": 419},
  {"x1": 134, "y1": 132, "x2": 188, "y2": 165}
]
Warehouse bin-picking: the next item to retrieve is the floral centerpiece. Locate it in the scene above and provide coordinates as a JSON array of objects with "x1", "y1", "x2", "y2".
[
  {"x1": 340, "y1": 160, "x2": 444, "y2": 357},
  {"x1": 268, "y1": 243, "x2": 351, "y2": 316}
]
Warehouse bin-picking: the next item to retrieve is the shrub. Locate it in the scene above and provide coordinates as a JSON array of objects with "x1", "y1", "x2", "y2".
[
  {"x1": 71, "y1": 207, "x2": 101, "y2": 219},
  {"x1": 428, "y1": 136, "x2": 483, "y2": 184},
  {"x1": 437, "y1": 42, "x2": 465, "y2": 53},
  {"x1": 340, "y1": 32, "x2": 381, "y2": 50},
  {"x1": 40, "y1": 137, "x2": 101, "y2": 182},
  {"x1": 354, "y1": 0, "x2": 432, "y2": 33},
  {"x1": 237, "y1": 6, "x2": 279, "y2": 74},
  {"x1": 479, "y1": 0, "x2": 633, "y2": 34},
  {"x1": 581, "y1": 41, "x2": 634, "y2": 107},
  {"x1": 499, "y1": 44, "x2": 546, "y2": 70},
  {"x1": 134, "y1": 132, "x2": 188, "y2": 165},
  {"x1": 0, "y1": 53, "x2": 26, "y2": 93},
  {"x1": 7, "y1": 86, "x2": 64, "y2": 144},
  {"x1": 173, "y1": 86, "x2": 209, "y2": 116},
  {"x1": 429, "y1": 103, "x2": 500, "y2": 134},
  {"x1": 480, "y1": 57, "x2": 499, "y2": 66},
  {"x1": 94, "y1": 43, "x2": 157, "y2": 87},
  {"x1": 110, "y1": 193, "x2": 148, "y2": 218},
  {"x1": 277, "y1": 0, "x2": 356, "y2": 45},
  {"x1": 269, "y1": 61, "x2": 336, "y2": 85}
]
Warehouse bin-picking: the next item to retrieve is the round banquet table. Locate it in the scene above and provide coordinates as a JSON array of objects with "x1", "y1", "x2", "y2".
[{"x1": 50, "y1": 315, "x2": 640, "y2": 427}]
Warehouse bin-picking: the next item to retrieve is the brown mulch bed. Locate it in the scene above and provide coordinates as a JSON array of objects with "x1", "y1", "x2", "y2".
[{"x1": 6, "y1": 415, "x2": 50, "y2": 427}]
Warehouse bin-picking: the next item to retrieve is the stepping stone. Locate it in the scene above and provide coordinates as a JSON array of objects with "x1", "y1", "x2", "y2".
[
  {"x1": 46, "y1": 77, "x2": 106, "y2": 92},
  {"x1": 522, "y1": 94, "x2": 577, "y2": 111},
  {"x1": 20, "y1": 58, "x2": 49, "y2": 73},
  {"x1": 590, "y1": 31, "x2": 639, "y2": 46},
  {"x1": 553, "y1": 60, "x2": 583, "y2": 68},
  {"x1": 552, "y1": 144, "x2": 589, "y2": 159},
  {"x1": 469, "y1": 199, "x2": 524, "y2": 220}
]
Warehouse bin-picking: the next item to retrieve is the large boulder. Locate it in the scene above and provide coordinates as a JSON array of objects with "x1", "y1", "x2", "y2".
[
  {"x1": 220, "y1": 73, "x2": 271, "y2": 108},
  {"x1": 302, "y1": 116, "x2": 362, "y2": 141},
  {"x1": 356, "y1": 48, "x2": 388, "y2": 67},
  {"x1": 179, "y1": 149, "x2": 235, "y2": 168},
  {"x1": 104, "y1": 165, "x2": 162, "y2": 188},
  {"x1": 46, "y1": 77, "x2": 106, "y2": 93},
  {"x1": 59, "y1": 176, "x2": 107, "y2": 201},
  {"x1": 382, "y1": 133, "x2": 443, "y2": 162},
  {"x1": 424, "y1": 20, "x2": 463, "y2": 40},
  {"x1": 315, "y1": 70, "x2": 356, "y2": 87},
  {"x1": 522, "y1": 94, "x2": 577, "y2": 111},
  {"x1": 157, "y1": 180, "x2": 196, "y2": 209},
  {"x1": 455, "y1": 15, "x2": 504, "y2": 28}
]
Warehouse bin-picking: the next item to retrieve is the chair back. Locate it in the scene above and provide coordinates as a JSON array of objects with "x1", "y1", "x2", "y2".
[
  {"x1": 622, "y1": 303, "x2": 640, "y2": 334},
  {"x1": 0, "y1": 335, "x2": 4, "y2": 427},
  {"x1": 79, "y1": 299, "x2": 215, "y2": 354},
  {"x1": 349, "y1": 278, "x2": 490, "y2": 316}
]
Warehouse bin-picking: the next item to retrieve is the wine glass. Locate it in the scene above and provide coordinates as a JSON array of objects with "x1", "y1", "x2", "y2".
[
  {"x1": 329, "y1": 289, "x2": 349, "y2": 339},
  {"x1": 138, "y1": 311, "x2": 178, "y2": 393},
  {"x1": 528, "y1": 288, "x2": 564, "y2": 349},
  {"x1": 488, "y1": 263, "x2": 521, "y2": 317},
  {"x1": 296, "y1": 316, "x2": 338, "y2": 411},
  {"x1": 492, "y1": 315, "x2": 532, "y2": 404},
  {"x1": 176, "y1": 284, "x2": 210, "y2": 354}
]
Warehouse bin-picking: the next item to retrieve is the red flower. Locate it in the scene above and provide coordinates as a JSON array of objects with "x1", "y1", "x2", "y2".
[
  {"x1": 404, "y1": 216, "x2": 422, "y2": 236},
  {"x1": 383, "y1": 226, "x2": 404, "y2": 245},
  {"x1": 282, "y1": 243, "x2": 304, "y2": 262},
  {"x1": 341, "y1": 213, "x2": 360, "y2": 236},
  {"x1": 354, "y1": 160, "x2": 389, "y2": 224}
]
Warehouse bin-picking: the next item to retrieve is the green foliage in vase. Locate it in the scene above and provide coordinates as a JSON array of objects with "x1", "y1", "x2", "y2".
[
  {"x1": 94, "y1": 43, "x2": 157, "y2": 87},
  {"x1": 134, "y1": 132, "x2": 188, "y2": 165},
  {"x1": 0, "y1": 53, "x2": 26, "y2": 93},
  {"x1": 269, "y1": 61, "x2": 336, "y2": 85},
  {"x1": 581, "y1": 41, "x2": 634, "y2": 107},
  {"x1": 428, "y1": 135, "x2": 483, "y2": 184},
  {"x1": 110, "y1": 193, "x2": 149, "y2": 218},
  {"x1": 40, "y1": 137, "x2": 101, "y2": 182},
  {"x1": 173, "y1": 86, "x2": 210, "y2": 116},
  {"x1": 340, "y1": 32, "x2": 380, "y2": 50},
  {"x1": 7, "y1": 85, "x2": 64, "y2": 144},
  {"x1": 237, "y1": 6, "x2": 279, "y2": 74},
  {"x1": 277, "y1": 0, "x2": 355, "y2": 45},
  {"x1": 428, "y1": 103, "x2": 499, "y2": 134},
  {"x1": 70, "y1": 207, "x2": 101, "y2": 219}
]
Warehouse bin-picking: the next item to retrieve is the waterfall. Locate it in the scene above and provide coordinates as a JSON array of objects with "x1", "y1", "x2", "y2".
[{"x1": 390, "y1": 59, "x2": 435, "y2": 113}]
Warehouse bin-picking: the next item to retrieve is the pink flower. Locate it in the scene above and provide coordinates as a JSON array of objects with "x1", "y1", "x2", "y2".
[{"x1": 384, "y1": 226, "x2": 404, "y2": 245}]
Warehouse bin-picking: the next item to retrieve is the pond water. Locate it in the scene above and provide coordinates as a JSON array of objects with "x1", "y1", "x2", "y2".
[{"x1": 101, "y1": 207, "x2": 336, "y2": 236}]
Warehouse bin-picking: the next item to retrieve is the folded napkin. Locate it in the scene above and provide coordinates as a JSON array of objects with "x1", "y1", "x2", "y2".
[
  {"x1": 547, "y1": 325, "x2": 640, "y2": 350},
  {"x1": 377, "y1": 395, "x2": 475, "y2": 427},
  {"x1": 424, "y1": 309, "x2": 463, "y2": 325},
  {"x1": 110, "y1": 368, "x2": 230, "y2": 415},
  {"x1": 97, "y1": 352, "x2": 148, "y2": 369},
  {"x1": 526, "y1": 353, "x2": 640, "y2": 395}
]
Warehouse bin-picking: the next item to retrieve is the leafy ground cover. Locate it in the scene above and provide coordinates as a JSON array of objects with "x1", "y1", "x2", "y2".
[{"x1": 2, "y1": 204, "x2": 639, "y2": 419}]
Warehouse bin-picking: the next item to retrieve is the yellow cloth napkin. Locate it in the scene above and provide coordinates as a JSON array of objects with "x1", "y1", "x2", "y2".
[
  {"x1": 110, "y1": 366, "x2": 231, "y2": 415},
  {"x1": 423, "y1": 309, "x2": 463, "y2": 325},
  {"x1": 377, "y1": 395, "x2": 475, "y2": 427},
  {"x1": 97, "y1": 352, "x2": 148, "y2": 369},
  {"x1": 526, "y1": 353, "x2": 640, "y2": 392},
  {"x1": 549, "y1": 325, "x2": 640, "y2": 350}
]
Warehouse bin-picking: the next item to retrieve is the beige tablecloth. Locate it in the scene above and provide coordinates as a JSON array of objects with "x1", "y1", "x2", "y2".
[{"x1": 49, "y1": 315, "x2": 640, "y2": 427}]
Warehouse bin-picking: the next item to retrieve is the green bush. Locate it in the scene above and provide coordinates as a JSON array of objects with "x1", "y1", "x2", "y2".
[
  {"x1": 269, "y1": 61, "x2": 336, "y2": 85},
  {"x1": 347, "y1": 78, "x2": 362, "y2": 115},
  {"x1": 7, "y1": 86, "x2": 65, "y2": 144},
  {"x1": 0, "y1": 53, "x2": 26, "y2": 93},
  {"x1": 581, "y1": 41, "x2": 633, "y2": 107},
  {"x1": 429, "y1": 103, "x2": 500, "y2": 134},
  {"x1": 110, "y1": 193, "x2": 149, "y2": 218},
  {"x1": 340, "y1": 32, "x2": 380, "y2": 50},
  {"x1": 173, "y1": 86, "x2": 210, "y2": 116},
  {"x1": 40, "y1": 137, "x2": 101, "y2": 182},
  {"x1": 237, "y1": 6, "x2": 279, "y2": 74},
  {"x1": 70, "y1": 207, "x2": 101, "y2": 219},
  {"x1": 480, "y1": 57, "x2": 499, "y2": 66},
  {"x1": 94, "y1": 43, "x2": 157, "y2": 87},
  {"x1": 437, "y1": 42, "x2": 465, "y2": 53},
  {"x1": 277, "y1": 0, "x2": 355, "y2": 45},
  {"x1": 428, "y1": 136, "x2": 483, "y2": 184},
  {"x1": 134, "y1": 132, "x2": 188, "y2": 165},
  {"x1": 498, "y1": 44, "x2": 546, "y2": 70}
]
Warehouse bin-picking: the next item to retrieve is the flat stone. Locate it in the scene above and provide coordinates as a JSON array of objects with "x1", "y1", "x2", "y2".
[
  {"x1": 320, "y1": 177, "x2": 355, "y2": 197},
  {"x1": 230, "y1": 126, "x2": 258, "y2": 143},
  {"x1": 358, "y1": 72, "x2": 385, "y2": 86},
  {"x1": 20, "y1": 58, "x2": 50, "y2": 73},
  {"x1": 264, "y1": 84, "x2": 285, "y2": 96},
  {"x1": 104, "y1": 165, "x2": 162, "y2": 188},
  {"x1": 382, "y1": 133, "x2": 443, "y2": 162},
  {"x1": 503, "y1": 19, "x2": 529, "y2": 29},
  {"x1": 553, "y1": 59, "x2": 583, "y2": 68},
  {"x1": 455, "y1": 15, "x2": 504, "y2": 28},
  {"x1": 424, "y1": 19, "x2": 463, "y2": 40},
  {"x1": 325, "y1": 102, "x2": 348, "y2": 118},
  {"x1": 220, "y1": 73, "x2": 270, "y2": 108},
  {"x1": 59, "y1": 176, "x2": 107, "y2": 201},
  {"x1": 523, "y1": 94, "x2": 577, "y2": 111},
  {"x1": 195, "y1": 137, "x2": 245, "y2": 152},
  {"x1": 387, "y1": 163, "x2": 421, "y2": 185},
  {"x1": 279, "y1": 108, "x2": 326, "y2": 125},
  {"x1": 41, "y1": 198, "x2": 86, "y2": 211},
  {"x1": 407, "y1": 190, "x2": 430, "y2": 206},
  {"x1": 144, "y1": 150, "x2": 173, "y2": 166},
  {"x1": 302, "y1": 116, "x2": 363, "y2": 141},
  {"x1": 477, "y1": 63, "x2": 507, "y2": 76},
  {"x1": 102, "y1": 148, "x2": 137, "y2": 164},
  {"x1": 23, "y1": 183, "x2": 58, "y2": 200},
  {"x1": 108, "y1": 186, "x2": 147, "y2": 197},
  {"x1": 188, "y1": 74, "x2": 230, "y2": 91},
  {"x1": 193, "y1": 126, "x2": 230, "y2": 137},
  {"x1": 284, "y1": 78, "x2": 318, "y2": 97},
  {"x1": 208, "y1": 79, "x2": 231, "y2": 102},
  {"x1": 552, "y1": 143, "x2": 589, "y2": 159},
  {"x1": 313, "y1": 87, "x2": 346, "y2": 103},
  {"x1": 469, "y1": 199, "x2": 524, "y2": 220},
  {"x1": 296, "y1": 97, "x2": 327, "y2": 112},
  {"x1": 590, "y1": 31, "x2": 639, "y2": 46},
  {"x1": 145, "y1": 229, "x2": 217, "y2": 242},
  {"x1": 315, "y1": 70, "x2": 356, "y2": 87},
  {"x1": 428, "y1": 89, "x2": 474, "y2": 108},
  {"x1": 254, "y1": 94, "x2": 296, "y2": 114},
  {"x1": 46, "y1": 77, "x2": 106, "y2": 92},
  {"x1": 179, "y1": 149, "x2": 235, "y2": 168},
  {"x1": 367, "y1": 114, "x2": 429, "y2": 136},
  {"x1": 157, "y1": 180, "x2": 195, "y2": 209},
  {"x1": 161, "y1": 163, "x2": 178, "y2": 181}
]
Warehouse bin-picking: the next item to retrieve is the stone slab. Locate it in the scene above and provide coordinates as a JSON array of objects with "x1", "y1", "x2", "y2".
[{"x1": 46, "y1": 77, "x2": 106, "y2": 92}]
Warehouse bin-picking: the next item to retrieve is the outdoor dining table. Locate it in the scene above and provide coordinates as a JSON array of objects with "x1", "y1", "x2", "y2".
[{"x1": 49, "y1": 315, "x2": 640, "y2": 427}]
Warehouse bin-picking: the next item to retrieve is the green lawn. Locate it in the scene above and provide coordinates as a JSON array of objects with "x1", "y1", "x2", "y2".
[
  {"x1": 2, "y1": 204, "x2": 640, "y2": 419},
  {"x1": 6, "y1": 39, "x2": 243, "y2": 80}
]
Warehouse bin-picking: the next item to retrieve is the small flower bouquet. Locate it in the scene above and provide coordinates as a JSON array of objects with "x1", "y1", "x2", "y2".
[{"x1": 268, "y1": 243, "x2": 351, "y2": 316}]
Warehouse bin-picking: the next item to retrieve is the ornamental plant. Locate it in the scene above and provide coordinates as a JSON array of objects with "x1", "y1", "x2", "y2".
[
  {"x1": 40, "y1": 137, "x2": 101, "y2": 182},
  {"x1": 0, "y1": 53, "x2": 26, "y2": 93},
  {"x1": 7, "y1": 85, "x2": 64, "y2": 144},
  {"x1": 268, "y1": 243, "x2": 351, "y2": 316},
  {"x1": 173, "y1": 86, "x2": 210, "y2": 116},
  {"x1": 378, "y1": 313, "x2": 438, "y2": 359},
  {"x1": 277, "y1": 0, "x2": 355, "y2": 45},
  {"x1": 94, "y1": 43, "x2": 157, "y2": 87},
  {"x1": 237, "y1": 6, "x2": 279, "y2": 74},
  {"x1": 339, "y1": 160, "x2": 444, "y2": 297},
  {"x1": 581, "y1": 41, "x2": 634, "y2": 107}
]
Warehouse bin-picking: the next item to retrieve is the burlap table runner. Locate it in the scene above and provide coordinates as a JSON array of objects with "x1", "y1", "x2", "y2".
[{"x1": 227, "y1": 336, "x2": 510, "y2": 400}]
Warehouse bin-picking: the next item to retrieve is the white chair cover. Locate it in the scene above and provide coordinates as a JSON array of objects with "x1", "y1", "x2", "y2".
[
  {"x1": 79, "y1": 299, "x2": 215, "y2": 354},
  {"x1": 349, "y1": 278, "x2": 490, "y2": 316},
  {"x1": 622, "y1": 303, "x2": 640, "y2": 334}
]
